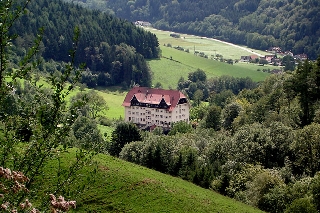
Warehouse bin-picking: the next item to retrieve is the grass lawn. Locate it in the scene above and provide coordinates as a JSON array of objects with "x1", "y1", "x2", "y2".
[
  {"x1": 97, "y1": 124, "x2": 114, "y2": 141},
  {"x1": 42, "y1": 149, "x2": 264, "y2": 213},
  {"x1": 96, "y1": 89, "x2": 126, "y2": 119}
]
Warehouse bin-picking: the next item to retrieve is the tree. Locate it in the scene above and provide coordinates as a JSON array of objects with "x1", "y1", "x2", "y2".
[
  {"x1": 190, "y1": 102, "x2": 207, "y2": 121},
  {"x1": 285, "y1": 57, "x2": 320, "y2": 126},
  {"x1": 168, "y1": 121, "x2": 193, "y2": 135},
  {"x1": 188, "y1": 69, "x2": 207, "y2": 82},
  {"x1": 154, "y1": 82, "x2": 163, "y2": 88},
  {"x1": 204, "y1": 105, "x2": 221, "y2": 130},
  {"x1": 209, "y1": 90, "x2": 235, "y2": 108},
  {"x1": 192, "y1": 89, "x2": 204, "y2": 107},
  {"x1": 290, "y1": 123, "x2": 320, "y2": 176},
  {"x1": 71, "y1": 115, "x2": 105, "y2": 152},
  {"x1": 259, "y1": 58, "x2": 269, "y2": 66},
  {"x1": 108, "y1": 122, "x2": 142, "y2": 157},
  {"x1": 285, "y1": 198, "x2": 317, "y2": 213},
  {"x1": 282, "y1": 55, "x2": 295, "y2": 71},
  {"x1": 221, "y1": 102, "x2": 242, "y2": 130},
  {"x1": 70, "y1": 90, "x2": 108, "y2": 119},
  {"x1": 0, "y1": 1, "x2": 93, "y2": 210},
  {"x1": 311, "y1": 173, "x2": 320, "y2": 211}
]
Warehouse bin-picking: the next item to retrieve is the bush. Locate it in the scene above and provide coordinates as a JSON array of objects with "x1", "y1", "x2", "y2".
[
  {"x1": 108, "y1": 122, "x2": 142, "y2": 157},
  {"x1": 285, "y1": 198, "x2": 317, "y2": 213}
]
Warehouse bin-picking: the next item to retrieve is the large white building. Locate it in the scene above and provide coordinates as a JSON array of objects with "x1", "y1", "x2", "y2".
[{"x1": 122, "y1": 87, "x2": 190, "y2": 128}]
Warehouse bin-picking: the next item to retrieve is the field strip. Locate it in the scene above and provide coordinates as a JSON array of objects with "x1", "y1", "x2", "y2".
[{"x1": 147, "y1": 27, "x2": 264, "y2": 57}]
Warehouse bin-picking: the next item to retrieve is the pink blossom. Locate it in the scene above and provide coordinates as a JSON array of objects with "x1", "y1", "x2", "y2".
[
  {"x1": 1, "y1": 202, "x2": 9, "y2": 210},
  {"x1": 30, "y1": 208, "x2": 40, "y2": 213}
]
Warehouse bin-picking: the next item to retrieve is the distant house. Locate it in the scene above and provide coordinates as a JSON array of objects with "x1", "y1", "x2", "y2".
[
  {"x1": 240, "y1": 55, "x2": 259, "y2": 62},
  {"x1": 134, "y1": 21, "x2": 151, "y2": 27},
  {"x1": 264, "y1": 55, "x2": 275, "y2": 63},
  {"x1": 122, "y1": 87, "x2": 190, "y2": 128},
  {"x1": 267, "y1": 47, "x2": 282, "y2": 53},
  {"x1": 271, "y1": 58, "x2": 281, "y2": 65},
  {"x1": 294, "y1": 54, "x2": 308, "y2": 61},
  {"x1": 284, "y1": 51, "x2": 293, "y2": 56}
]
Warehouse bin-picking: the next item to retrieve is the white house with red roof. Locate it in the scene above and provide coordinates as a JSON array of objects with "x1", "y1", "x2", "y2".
[{"x1": 122, "y1": 87, "x2": 190, "y2": 128}]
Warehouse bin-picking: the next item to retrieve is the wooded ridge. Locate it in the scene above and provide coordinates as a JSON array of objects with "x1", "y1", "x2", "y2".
[
  {"x1": 9, "y1": 0, "x2": 160, "y2": 88},
  {"x1": 66, "y1": 0, "x2": 320, "y2": 60}
]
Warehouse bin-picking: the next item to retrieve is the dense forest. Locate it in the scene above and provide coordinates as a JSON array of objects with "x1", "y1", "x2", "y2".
[
  {"x1": 67, "y1": 0, "x2": 320, "y2": 60},
  {"x1": 9, "y1": 0, "x2": 160, "y2": 88}
]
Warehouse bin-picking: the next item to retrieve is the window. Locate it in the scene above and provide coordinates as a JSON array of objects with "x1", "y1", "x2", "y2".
[
  {"x1": 160, "y1": 115, "x2": 163, "y2": 118},
  {"x1": 129, "y1": 117, "x2": 131, "y2": 121}
]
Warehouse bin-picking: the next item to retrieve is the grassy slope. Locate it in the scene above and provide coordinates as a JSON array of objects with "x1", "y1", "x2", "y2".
[
  {"x1": 148, "y1": 28, "x2": 267, "y2": 59},
  {"x1": 147, "y1": 27, "x2": 272, "y2": 89},
  {"x1": 149, "y1": 46, "x2": 270, "y2": 89},
  {"x1": 49, "y1": 150, "x2": 263, "y2": 213}
]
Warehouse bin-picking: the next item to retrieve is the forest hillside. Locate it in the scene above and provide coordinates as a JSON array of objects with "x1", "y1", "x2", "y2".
[
  {"x1": 9, "y1": 0, "x2": 160, "y2": 88},
  {"x1": 65, "y1": 0, "x2": 320, "y2": 59}
]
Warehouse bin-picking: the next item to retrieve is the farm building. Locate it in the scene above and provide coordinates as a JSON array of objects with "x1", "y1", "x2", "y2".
[{"x1": 122, "y1": 87, "x2": 190, "y2": 128}]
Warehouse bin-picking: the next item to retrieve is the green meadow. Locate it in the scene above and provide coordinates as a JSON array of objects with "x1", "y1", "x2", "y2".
[
  {"x1": 149, "y1": 46, "x2": 270, "y2": 89},
  {"x1": 96, "y1": 89, "x2": 126, "y2": 119},
  {"x1": 146, "y1": 27, "x2": 273, "y2": 89},
  {"x1": 42, "y1": 149, "x2": 264, "y2": 213},
  {"x1": 147, "y1": 27, "x2": 267, "y2": 59}
]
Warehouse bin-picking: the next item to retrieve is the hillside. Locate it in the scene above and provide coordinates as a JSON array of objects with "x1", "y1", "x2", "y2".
[
  {"x1": 44, "y1": 149, "x2": 264, "y2": 213},
  {"x1": 65, "y1": 0, "x2": 320, "y2": 59},
  {"x1": 9, "y1": 0, "x2": 159, "y2": 88}
]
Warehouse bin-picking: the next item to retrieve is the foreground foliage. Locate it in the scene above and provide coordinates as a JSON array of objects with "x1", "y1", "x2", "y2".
[{"x1": 0, "y1": 0, "x2": 99, "y2": 210}]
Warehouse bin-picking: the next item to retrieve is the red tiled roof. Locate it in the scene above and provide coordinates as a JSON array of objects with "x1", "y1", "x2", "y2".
[
  {"x1": 250, "y1": 55, "x2": 259, "y2": 59},
  {"x1": 122, "y1": 87, "x2": 187, "y2": 111}
]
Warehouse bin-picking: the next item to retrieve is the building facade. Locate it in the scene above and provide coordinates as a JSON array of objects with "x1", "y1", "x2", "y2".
[{"x1": 122, "y1": 87, "x2": 190, "y2": 128}]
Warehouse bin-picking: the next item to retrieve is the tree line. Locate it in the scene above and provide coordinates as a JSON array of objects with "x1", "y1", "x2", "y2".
[
  {"x1": 69, "y1": 0, "x2": 320, "y2": 60},
  {"x1": 177, "y1": 69, "x2": 257, "y2": 107}
]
